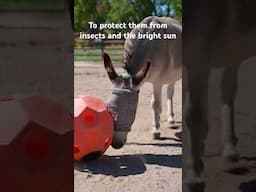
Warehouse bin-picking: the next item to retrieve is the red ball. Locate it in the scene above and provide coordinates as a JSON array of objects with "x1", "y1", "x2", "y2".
[
  {"x1": 0, "y1": 95, "x2": 73, "y2": 192},
  {"x1": 74, "y1": 95, "x2": 114, "y2": 160}
]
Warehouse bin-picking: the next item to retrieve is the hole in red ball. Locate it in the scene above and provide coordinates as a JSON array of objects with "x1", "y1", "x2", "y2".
[
  {"x1": 74, "y1": 145, "x2": 80, "y2": 154},
  {"x1": 84, "y1": 110, "x2": 96, "y2": 124},
  {"x1": 25, "y1": 138, "x2": 49, "y2": 160}
]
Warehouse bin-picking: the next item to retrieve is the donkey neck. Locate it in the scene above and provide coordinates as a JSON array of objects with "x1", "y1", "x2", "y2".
[{"x1": 124, "y1": 39, "x2": 153, "y2": 77}]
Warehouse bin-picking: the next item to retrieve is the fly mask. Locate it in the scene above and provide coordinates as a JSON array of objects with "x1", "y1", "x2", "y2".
[{"x1": 107, "y1": 72, "x2": 139, "y2": 132}]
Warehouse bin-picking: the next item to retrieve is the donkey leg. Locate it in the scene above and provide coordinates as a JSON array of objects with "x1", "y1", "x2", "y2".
[
  {"x1": 184, "y1": 69, "x2": 209, "y2": 192},
  {"x1": 167, "y1": 83, "x2": 175, "y2": 124},
  {"x1": 221, "y1": 65, "x2": 239, "y2": 162},
  {"x1": 151, "y1": 84, "x2": 163, "y2": 139}
]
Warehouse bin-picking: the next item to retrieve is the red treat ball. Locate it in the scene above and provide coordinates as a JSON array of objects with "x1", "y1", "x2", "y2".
[
  {"x1": 0, "y1": 95, "x2": 73, "y2": 192},
  {"x1": 74, "y1": 95, "x2": 114, "y2": 160}
]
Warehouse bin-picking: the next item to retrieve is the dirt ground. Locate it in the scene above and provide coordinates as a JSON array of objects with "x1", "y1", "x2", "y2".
[
  {"x1": 74, "y1": 61, "x2": 182, "y2": 192},
  {"x1": 200, "y1": 60, "x2": 256, "y2": 192},
  {"x1": 183, "y1": 58, "x2": 256, "y2": 192},
  {"x1": 74, "y1": 59, "x2": 256, "y2": 192}
]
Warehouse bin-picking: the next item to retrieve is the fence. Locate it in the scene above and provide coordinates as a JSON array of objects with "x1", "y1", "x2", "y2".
[{"x1": 74, "y1": 36, "x2": 124, "y2": 62}]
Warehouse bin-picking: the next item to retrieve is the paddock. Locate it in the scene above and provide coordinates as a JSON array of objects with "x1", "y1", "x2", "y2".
[{"x1": 74, "y1": 60, "x2": 182, "y2": 192}]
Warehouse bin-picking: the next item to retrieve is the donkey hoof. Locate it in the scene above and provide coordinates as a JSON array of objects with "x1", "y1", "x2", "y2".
[
  {"x1": 168, "y1": 116, "x2": 175, "y2": 124},
  {"x1": 152, "y1": 131, "x2": 161, "y2": 139},
  {"x1": 222, "y1": 145, "x2": 239, "y2": 162}
]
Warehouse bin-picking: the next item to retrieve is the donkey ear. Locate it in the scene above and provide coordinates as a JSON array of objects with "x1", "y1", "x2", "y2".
[
  {"x1": 103, "y1": 53, "x2": 118, "y2": 82},
  {"x1": 132, "y1": 60, "x2": 151, "y2": 87}
]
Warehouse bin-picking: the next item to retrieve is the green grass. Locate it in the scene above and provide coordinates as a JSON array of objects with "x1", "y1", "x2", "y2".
[{"x1": 74, "y1": 48, "x2": 123, "y2": 62}]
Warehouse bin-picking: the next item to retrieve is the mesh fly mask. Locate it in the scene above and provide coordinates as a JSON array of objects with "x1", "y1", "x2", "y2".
[{"x1": 107, "y1": 73, "x2": 139, "y2": 132}]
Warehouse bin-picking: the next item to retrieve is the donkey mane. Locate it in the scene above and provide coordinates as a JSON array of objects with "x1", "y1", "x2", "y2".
[
  {"x1": 123, "y1": 17, "x2": 153, "y2": 69},
  {"x1": 123, "y1": 16, "x2": 181, "y2": 73}
]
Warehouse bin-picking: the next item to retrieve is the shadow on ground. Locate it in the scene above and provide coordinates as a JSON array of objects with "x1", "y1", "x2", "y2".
[
  {"x1": 168, "y1": 122, "x2": 182, "y2": 130},
  {"x1": 75, "y1": 153, "x2": 181, "y2": 177},
  {"x1": 127, "y1": 141, "x2": 182, "y2": 147},
  {"x1": 175, "y1": 131, "x2": 182, "y2": 141}
]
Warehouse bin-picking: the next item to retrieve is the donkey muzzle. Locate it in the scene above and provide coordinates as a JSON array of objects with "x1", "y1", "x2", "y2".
[{"x1": 107, "y1": 87, "x2": 139, "y2": 133}]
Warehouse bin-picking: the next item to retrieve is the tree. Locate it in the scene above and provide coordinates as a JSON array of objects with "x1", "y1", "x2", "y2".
[
  {"x1": 75, "y1": 0, "x2": 109, "y2": 32},
  {"x1": 169, "y1": 0, "x2": 182, "y2": 19},
  {"x1": 152, "y1": 0, "x2": 181, "y2": 19},
  {"x1": 107, "y1": 0, "x2": 154, "y2": 24},
  {"x1": 74, "y1": 0, "x2": 182, "y2": 32}
]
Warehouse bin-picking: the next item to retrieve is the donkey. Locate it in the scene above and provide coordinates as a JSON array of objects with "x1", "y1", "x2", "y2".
[
  {"x1": 183, "y1": 0, "x2": 256, "y2": 191},
  {"x1": 103, "y1": 16, "x2": 182, "y2": 149}
]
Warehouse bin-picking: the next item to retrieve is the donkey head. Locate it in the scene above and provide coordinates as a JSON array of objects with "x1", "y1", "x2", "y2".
[{"x1": 103, "y1": 53, "x2": 151, "y2": 149}]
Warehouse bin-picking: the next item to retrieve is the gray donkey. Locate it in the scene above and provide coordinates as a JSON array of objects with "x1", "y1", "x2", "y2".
[
  {"x1": 103, "y1": 16, "x2": 182, "y2": 149},
  {"x1": 183, "y1": 1, "x2": 256, "y2": 191}
]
